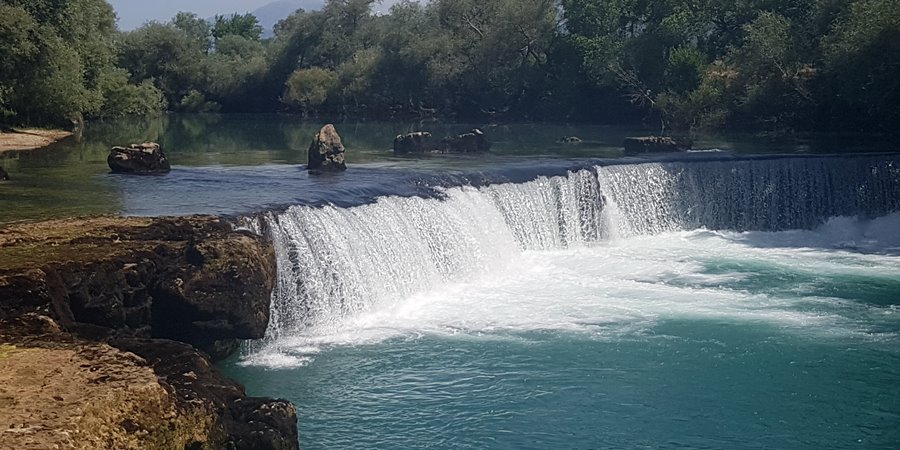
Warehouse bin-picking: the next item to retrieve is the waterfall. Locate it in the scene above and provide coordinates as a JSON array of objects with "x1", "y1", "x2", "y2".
[{"x1": 252, "y1": 155, "x2": 900, "y2": 341}]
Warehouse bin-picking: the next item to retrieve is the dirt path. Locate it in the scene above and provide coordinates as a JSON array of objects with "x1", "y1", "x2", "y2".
[{"x1": 0, "y1": 129, "x2": 73, "y2": 153}]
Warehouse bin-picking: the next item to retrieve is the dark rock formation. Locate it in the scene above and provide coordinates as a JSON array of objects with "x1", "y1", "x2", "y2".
[
  {"x1": 623, "y1": 136, "x2": 691, "y2": 154},
  {"x1": 107, "y1": 142, "x2": 171, "y2": 174},
  {"x1": 559, "y1": 136, "x2": 583, "y2": 144},
  {"x1": 393, "y1": 129, "x2": 492, "y2": 154},
  {"x1": 308, "y1": 124, "x2": 346, "y2": 172},
  {"x1": 394, "y1": 131, "x2": 437, "y2": 154},
  {"x1": 441, "y1": 128, "x2": 492, "y2": 153},
  {"x1": 0, "y1": 166, "x2": 8, "y2": 181},
  {"x1": 0, "y1": 216, "x2": 275, "y2": 357},
  {"x1": 0, "y1": 216, "x2": 298, "y2": 449}
]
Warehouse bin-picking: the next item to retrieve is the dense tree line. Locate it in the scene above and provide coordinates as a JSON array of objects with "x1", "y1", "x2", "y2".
[{"x1": 2, "y1": 0, "x2": 898, "y2": 132}]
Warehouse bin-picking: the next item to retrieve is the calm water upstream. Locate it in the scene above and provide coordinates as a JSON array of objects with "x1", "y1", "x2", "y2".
[{"x1": 3, "y1": 115, "x2": 900, "y2": 448}]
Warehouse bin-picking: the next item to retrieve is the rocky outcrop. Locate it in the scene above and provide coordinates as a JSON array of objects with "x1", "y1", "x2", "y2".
[
  {"x1": 0, "y1": 216, "x2": 275, "y2": 357},
  {"x1": 308, "y1": 124, "x2": 346, "y2": 173},
  {"x1": 394, "y1": 131, "x2": 436, "y2": 154},
  {"x1": 0, "y1": 166, "x2": 7, "y2": 181},
  {"x1": 0, "y1": 216, "x2": 298, "y2": 449},
  {"x1": 108, "y1": 142, "x2": 171, "y2": 174},
  {"x1": 623, "y1": 136, "x2": 691, "y2": 154}
]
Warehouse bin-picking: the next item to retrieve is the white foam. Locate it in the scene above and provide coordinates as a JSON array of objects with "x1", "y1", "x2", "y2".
[{"x1": 242, "y1": 224, "x2": 900, "y2": 368}]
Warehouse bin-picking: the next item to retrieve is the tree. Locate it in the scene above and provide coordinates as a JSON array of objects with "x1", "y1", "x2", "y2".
[
  {"x1": 283, "y1": 68, "x2": 339, "y2": 115},
  {"x1": 213, "y1": 13, "x2": 263, "y2": 43}
]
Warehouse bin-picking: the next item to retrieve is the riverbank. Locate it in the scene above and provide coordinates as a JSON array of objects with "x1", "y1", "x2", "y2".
[
  {"x1": 0, "y1": 215, "x2": 298, "y2": 449},
  {"x1": 0, "y1": 129, "x2": 73, "y2": 153}
]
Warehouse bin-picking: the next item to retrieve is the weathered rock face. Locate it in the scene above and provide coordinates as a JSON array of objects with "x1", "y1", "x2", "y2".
[
  {"x1": 0, "y1": 216, "x2": 275, "y2": 356},
  {"x1": 623, "y1": 136, "x2": 691, "y2": 154},
  {"x1": 0, "y1": 317, "x2": 298, "y2": 450},
  {"x1": 108, "y1": 142, "x2": 171, "y2": 174},
  {"x1": 442, "y1": 128, "x2": 492, "y2": 153},
  {"x1": 0, "y1": 166, "x2": 8, "y2": 181},
  {"x1": 307, "y1": 124, "x2": 346, "y2": 172},
  {"x1": 0, "y1": 217, "x2": 299, "y2": 449},
  {"x1": 394, "y1": 131, "x2": 436, "y2": 154}
]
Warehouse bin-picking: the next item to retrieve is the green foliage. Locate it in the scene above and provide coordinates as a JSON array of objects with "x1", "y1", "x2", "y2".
[
  {"x1": 0, "y1": 0, "x2": 164, "y2": 125},
  {"x1": 283, "y1": 68, "x2": 339, "y2": 114},
  {"x1": 4, "y1": 0, "x2": 899, "y2": 131},
  {"x1": 178, "y1": 90, "x2": 221, "y2": 113},
  {"x1": 96, "y1": 68, "x2": 167, "y2": 118},
  {"x1": 818, "y1": 0, "x2": 900, "y2": 130},
  {"x1": 213, "y1": 13, "x2": 263, "y2": 42}
]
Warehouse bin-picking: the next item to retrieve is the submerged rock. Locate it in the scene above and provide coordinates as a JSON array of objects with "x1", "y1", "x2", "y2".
[
  {"x1": 394, "y1": 131, "x2": 437, "y2": 154},
  {"x1": 0, "y1": 166, "x2": 8, "y2": 181},
  {"x1": 441, "y1": 128, "x2": 492, "y2": 153},
  {"x1": 107, "y1": 142, "x2": 171, "y2": 174},
  {"x1": 623, "y1": 136, "x2": 691, "y2": 154},
  {"x1": 559, "y1": 136, "x2": 583, "y2": 144},
  {"x1": 308, "y1": 124, "x2": 347, "y2": 172}
]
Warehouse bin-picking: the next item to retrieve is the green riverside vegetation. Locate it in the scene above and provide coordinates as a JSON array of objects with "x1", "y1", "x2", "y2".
[{"x1": 1, "y1": 0, "x2": 898, "y2": 132}]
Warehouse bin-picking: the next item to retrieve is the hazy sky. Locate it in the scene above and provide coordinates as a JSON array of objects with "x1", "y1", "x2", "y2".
[{"x1": 108, "y1": 0, "x2": 406, "y2": 31}]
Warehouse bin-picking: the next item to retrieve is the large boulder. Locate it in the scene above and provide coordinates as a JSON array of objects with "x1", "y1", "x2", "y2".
[
  {"x1": 623, "y1": 136, "x2": 691, "y2": 154},
  {"x1": 308, "y1": 124, "x2": 346, "y2": 172},
  {"x1": 108, "y1": 142, "x2": 171, "y2": 174},
  {"x1": 394, "y1": 131, "x2": 437, "y2": 154},
  {"x1": 0, "y1": 166, "x2": 8, "y2": 181},
  {"x1": 441, "y1": 128, "x2": 492, "y2": 153}
]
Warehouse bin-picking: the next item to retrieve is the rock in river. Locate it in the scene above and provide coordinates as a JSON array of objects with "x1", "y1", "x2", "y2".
[
  {"x1": 623, "y1": 136, "x2": 691, "y2": 154},
  {"x1": 308, "y1": 124, "x2": 347, "y2": 172},
  {"x1": 442, "y1": 128, "x2": 492, "y2": 153},
  {"x1": 394, "y1": 131, "x2": 437, "y2": 154},
  {"x1": 107, "y1": 142, "x2": 171, "y2": 174}
]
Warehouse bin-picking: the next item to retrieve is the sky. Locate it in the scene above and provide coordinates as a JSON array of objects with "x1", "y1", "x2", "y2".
[{"x1": 108, "y1": 0, "x2": 406, "y2": 31}]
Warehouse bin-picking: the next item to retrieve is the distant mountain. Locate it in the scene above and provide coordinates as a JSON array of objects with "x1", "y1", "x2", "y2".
[{"x1": 252, "y1": 0, "x2": 324, "y2": 38}]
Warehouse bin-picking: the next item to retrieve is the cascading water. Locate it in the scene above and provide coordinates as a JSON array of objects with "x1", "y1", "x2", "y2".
[
  {"x1": 228, "y1": 154, "x2": 900, "y2": 449},
  {"x1": 250, "y1": 155, "x2": 900, "y2": 345}
]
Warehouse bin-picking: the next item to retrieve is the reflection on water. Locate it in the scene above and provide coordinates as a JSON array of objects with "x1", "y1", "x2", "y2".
[{"x1": 1, "y1": 114, "x2": 896, "y2": 224}]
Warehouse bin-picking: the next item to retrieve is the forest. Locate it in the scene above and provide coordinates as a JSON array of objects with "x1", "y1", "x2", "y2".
[{"x1": 1, "y1": 0, "x2": 898, "y2": 132}]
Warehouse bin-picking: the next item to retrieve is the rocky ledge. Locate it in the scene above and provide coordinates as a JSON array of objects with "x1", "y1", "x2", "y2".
[{"x1": 0, "y1": 216, "x2": 298, "y2": 449}]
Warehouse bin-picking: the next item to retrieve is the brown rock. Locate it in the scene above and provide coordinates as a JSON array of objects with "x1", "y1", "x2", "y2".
[
  {"x1": 0, "y1": 216, "x2": 275, "y2": 357},
  {"x1": 108, "y1": 142, "x2": 171, "y2": 174},
  {"x1": 308, "y1": 124, "x2": 346, "y2": 172}
]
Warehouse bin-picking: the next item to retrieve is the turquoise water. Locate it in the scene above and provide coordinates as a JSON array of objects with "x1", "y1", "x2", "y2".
[{"x1": 223, "y1": 219, "x2": 900, "y2": 449}]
